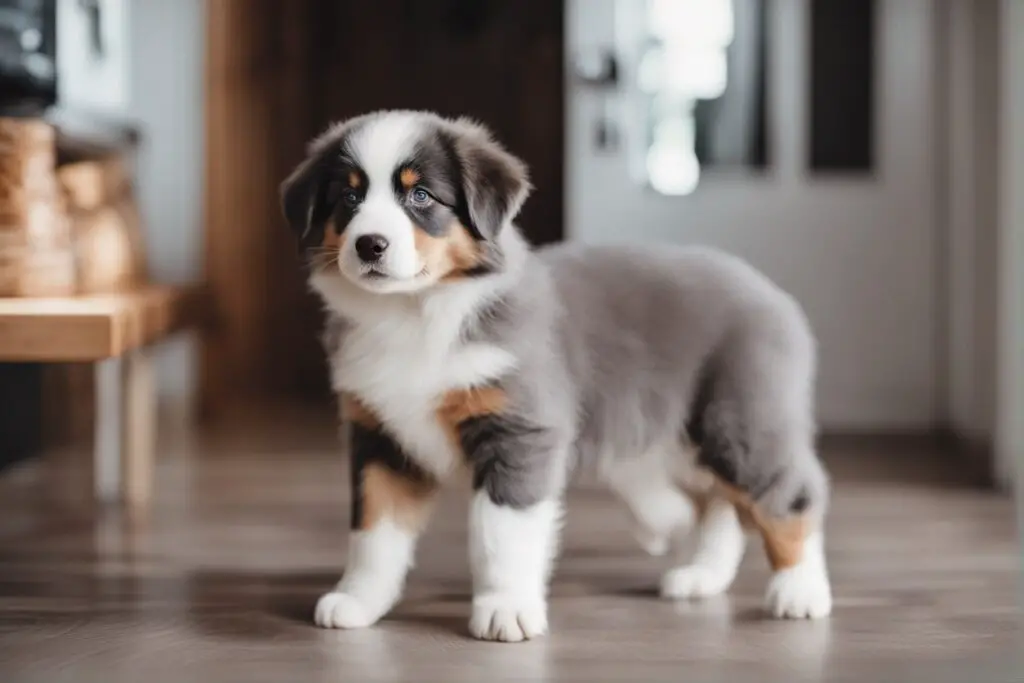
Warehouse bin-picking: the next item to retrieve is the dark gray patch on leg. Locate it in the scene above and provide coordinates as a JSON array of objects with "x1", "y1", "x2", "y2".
[
  {"x1": 686, "y1": 364, "x2": 754, "y2": 490},
  {"x1": 685, "y1": 361, "x2": 825, "y2": 519},
  {"x1": 458, "y1": 413, "x2": 556, "y2": 509}
]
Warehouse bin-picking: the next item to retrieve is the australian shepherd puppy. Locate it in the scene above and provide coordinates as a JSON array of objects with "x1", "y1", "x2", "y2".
[{"x1": 280, "y1": 110, "x2": 833, "y2": 642}]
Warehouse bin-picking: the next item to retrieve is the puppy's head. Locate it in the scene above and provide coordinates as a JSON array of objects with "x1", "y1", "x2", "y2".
[{"x1": 280, "y1": 110, "x2": 531, "y2": 294}]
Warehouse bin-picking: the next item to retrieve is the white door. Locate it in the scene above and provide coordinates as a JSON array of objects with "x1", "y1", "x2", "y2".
[{"x1": 567, "y1": 0, "x2": 940, "y2": 430}]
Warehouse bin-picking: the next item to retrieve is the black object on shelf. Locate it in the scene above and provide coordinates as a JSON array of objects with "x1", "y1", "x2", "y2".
[
  {"x1": 0, "y1": 0, "x2": 57, "y2": 469},
  {"x1": 0, "y1": 0, "x2": 58, "y2": 117}
]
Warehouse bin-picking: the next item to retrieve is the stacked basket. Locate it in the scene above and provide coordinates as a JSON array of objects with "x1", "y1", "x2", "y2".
[
  {"x1": 57, "y1": 153, "x2": 147, "y2": 294},
  {"x1": 0, "y1": 117, "x2": 76, "y2": 297}
]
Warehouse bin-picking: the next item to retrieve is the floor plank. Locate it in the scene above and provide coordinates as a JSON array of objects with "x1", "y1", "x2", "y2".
[{"x1": 0, "y1": 414, "x2": 1020, "y2": 682}]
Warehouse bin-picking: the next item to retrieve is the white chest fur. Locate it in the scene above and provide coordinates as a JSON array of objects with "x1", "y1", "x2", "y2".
[{"x1": 324, "y1": 280, "x2": 517, "y2": 479}]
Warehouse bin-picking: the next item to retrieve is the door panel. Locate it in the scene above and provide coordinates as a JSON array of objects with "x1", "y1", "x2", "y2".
[
  {"x1": 203, "y1": 0, "x2": 565, "y2": 409},
  {"x1": 567, "y1": 0, "x2": 939, "y2": 430}
]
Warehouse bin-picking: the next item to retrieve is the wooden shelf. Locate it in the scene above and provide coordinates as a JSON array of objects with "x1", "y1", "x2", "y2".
[{"x1": 0, "y1": 284, "x2": 205, "y2": 362}]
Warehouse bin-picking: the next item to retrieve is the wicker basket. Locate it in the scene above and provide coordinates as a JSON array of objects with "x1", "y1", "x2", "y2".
[
  {"x1": 57, "y1": 155, "x2": 129, "y2": 214},
  {"x1": 72, "y1": 206, "x2": 138, "y2": 293},
  {"x1": 0, "y1": 117, "x2": 76, "y2": 297},
  {"x1": 57, "y1": 154, "x2": 147, "y2": 294}
]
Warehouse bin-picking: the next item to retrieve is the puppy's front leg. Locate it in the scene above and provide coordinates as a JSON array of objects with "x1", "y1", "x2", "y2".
[
  {"x1": 451, "y1": 398, "x2": 563, "y2": 643},
  {"x1": 467, "y1": 490, "x2": 561, "y2": 642},
  {"x1": 316, "y1": 399, "x2": 439, "y2": 629}
]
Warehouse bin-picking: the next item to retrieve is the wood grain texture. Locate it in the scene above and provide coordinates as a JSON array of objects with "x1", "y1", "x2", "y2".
[
  {"x1": 0, "y1": 420, "x2": 1018, "y2": 682},
  {"x1": 0, "y1": 284, "x2": 206, "y2": 361},
  {"x1": 202, "y1": 0, "x2": 326, "y2": 416}
]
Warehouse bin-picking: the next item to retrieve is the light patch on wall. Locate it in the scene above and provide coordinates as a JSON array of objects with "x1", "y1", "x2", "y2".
[
  {"x1": 635, "y1": 0, "x2": 737, "y2": 195},
  {"x1": 57, "y1": 0, "x2": 129, "y2": 111}
]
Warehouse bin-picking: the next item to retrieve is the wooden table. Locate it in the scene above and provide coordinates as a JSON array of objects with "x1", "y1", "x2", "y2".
[{"x1": 0, "y1": 285, "x2": 204, "y2": 507}]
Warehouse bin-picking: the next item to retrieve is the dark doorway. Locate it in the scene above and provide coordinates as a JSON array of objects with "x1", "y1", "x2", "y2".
[
  {"x1": 204, "y1": 0, "x2": 565, "y2": 412},
  {"x1": 308, "y1": 0, "x2": 564, "y2": 248}
]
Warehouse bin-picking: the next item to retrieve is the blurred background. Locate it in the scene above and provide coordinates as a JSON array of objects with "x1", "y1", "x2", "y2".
[
  {"x1": 0, "y1": 0, "x2": 1021, "y2": 679},
  {"x1": 3, "y1": 0, "x2": 1017, "y2": 485}
]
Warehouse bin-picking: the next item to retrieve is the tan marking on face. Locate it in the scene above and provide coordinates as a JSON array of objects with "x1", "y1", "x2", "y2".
[
  {"x1": 342, "y1": 392, "x2": 378, "y2": 429},
  {"x1": 436, "y1": 385, "x2": 507, "y2": 456},
  {"x1": 399, "y1": 167, "x2": 421, "y2": 190},
  {"x1": 359, "y1": 462, "x2": 437, "y2": 532},
  {"x1": 414, "y1": 220, "x2": 483, "y2": 281},
  {"x1": 711, "y1": 480, "x2": 810, "y2": 571},
  {"x1": 320, "y1": 220, "x2": 343, "y2": 249},
  {"x1": 348, "y1": 171, "x2": 361, "y2": 188},
  {"x1": 312, "y1": 219, "x2": 347, "y2": 274}
]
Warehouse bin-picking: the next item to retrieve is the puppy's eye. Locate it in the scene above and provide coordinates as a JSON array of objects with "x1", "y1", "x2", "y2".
[
  {"x1": 409, "y1": 187, "x2": 432, "y2": 206},
  {"x1": 341, "y1": 189, "x2": 361, "y2": 208}
]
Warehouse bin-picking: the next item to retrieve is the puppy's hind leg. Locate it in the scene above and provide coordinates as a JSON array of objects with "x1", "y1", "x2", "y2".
[
  {"x1": 760, "y1": 516, "x2": 832, "y2": 619},
  {"x1": 604, "y1": 447, "x2": 697, "y2": 557},
  {"x1": 660, "y1": 495, "x2": 747, "y2": 599},
  {"x1": 753, "y1": 454, "x2": 833, "y2": 619},
  {"x1": 683, "y1": 308, "x2": 833, "y2": 619}
]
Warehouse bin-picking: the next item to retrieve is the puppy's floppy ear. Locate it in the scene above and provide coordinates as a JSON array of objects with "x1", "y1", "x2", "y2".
[
  {"x1": 280, "y1": 154, "x2": 330, "y2": 251},
  {"x1": 448, "y1": 118, "x2": 532, "y2": 240}
]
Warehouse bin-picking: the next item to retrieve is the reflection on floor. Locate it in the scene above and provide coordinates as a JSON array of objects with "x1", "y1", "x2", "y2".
[{"x1": 0, "y1": 413, "x2": 1020, "y2": 682}]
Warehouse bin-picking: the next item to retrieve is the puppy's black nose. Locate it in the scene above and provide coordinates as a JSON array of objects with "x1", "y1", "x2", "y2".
[{"x1": 355, "y1": 234, "x2": 389, "y2": 262}]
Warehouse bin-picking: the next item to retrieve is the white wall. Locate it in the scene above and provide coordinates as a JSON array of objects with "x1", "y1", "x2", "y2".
[
  {"x1": 942, "y1": 0, "x2": 1024, "y2": 491},
  {"x1": 56, "y1": 0, "x2": 129, "y2": 111},
  {"x1": 123, "y1": 0, "x2": 205, "y2": 422},
  {"x1": 942, "y1": 0, "x2": 1001, "y2": 446},
  {"x1": 56, "y1": 0, "x2": 205, "y2": 421},
  {"x1": 567, "y1": 0, "x2": 941, "y2": 431},
  {"x1": 996, "y1": 0, "x2": 1024, "y2": 493}
]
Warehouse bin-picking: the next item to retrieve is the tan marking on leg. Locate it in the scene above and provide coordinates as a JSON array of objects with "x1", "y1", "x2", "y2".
[
  {"x1": 359, "y1": 462, "x2": 437, "y2": 532},
  {"x1": 435, "y1": 385, "x2": 508, "y2": 455},
  {"x1": 437, "y1": 386, "x2": 507, "y2": 424},
  {"x1": 713, "y1": 480, "x2": 809, "y2": 571},
  {"x1": 414, "y1": 221, "x2": 483, "y2": 280},
  {"x1": 342, "y1": 393, "x2": 379, "y2": 429},
  {"x1": 758, "y1": 517, "x2": 808, "y2": 570},
  {"x1": 399, "y1": 167, "x2": 421, "y2": 190}
]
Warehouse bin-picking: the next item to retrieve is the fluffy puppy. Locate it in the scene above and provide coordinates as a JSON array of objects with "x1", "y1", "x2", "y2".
[{"x1": 280, "y1": 110, "x2": 833, "y2": 643}]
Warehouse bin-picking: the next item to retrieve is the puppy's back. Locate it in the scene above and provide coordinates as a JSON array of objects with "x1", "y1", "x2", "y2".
[{"x1": 538, "y1": 243, "x2": 824, "y2": 518}]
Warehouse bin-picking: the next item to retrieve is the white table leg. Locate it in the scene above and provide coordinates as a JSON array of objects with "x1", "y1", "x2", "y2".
[
  {"x1": 92, "y1": 349, "x2": 157, "y2": 507},
  {"x1": 93, "y1": 358, "x2": 123, "y2": 503},
  {"x1": 120, "y1": 348, "x2": 156, "y2": 506}
]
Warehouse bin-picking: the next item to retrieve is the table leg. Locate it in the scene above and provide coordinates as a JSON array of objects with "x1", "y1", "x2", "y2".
[
  {"x1": 120, "y1": 348, "x2": 156, "y2": 506},
  {"x1": 94, "y1": 358, "x2": 122, "y2": 503},
  {"x1": 92, "y1": 350, "x2": 156, "y2": 507}
]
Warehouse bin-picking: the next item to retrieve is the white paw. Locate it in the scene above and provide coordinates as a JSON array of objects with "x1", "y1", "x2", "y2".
[
  {"x1": 469, "y1": 594, "x2": 548, "y2": 643},
  {"x1": 660, "y1": 564, "x2": 734, "y2": 600},
  {"x1": 314, "y1": 591, "x2": 379, "y2": 629},
  {"x1": 764, "y1": 567, "x2": 833, "y2": 619}
]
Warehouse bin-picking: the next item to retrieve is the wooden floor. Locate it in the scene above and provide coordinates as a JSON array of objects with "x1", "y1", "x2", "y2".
[{"x1": 0, "y1": 411, "x2": 1020, "y2": 682}]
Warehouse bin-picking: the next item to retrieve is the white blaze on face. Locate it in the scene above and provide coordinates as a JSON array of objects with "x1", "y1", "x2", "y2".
[{"x1": 338, "y1": 114, "x2": 426, "y2": 290}]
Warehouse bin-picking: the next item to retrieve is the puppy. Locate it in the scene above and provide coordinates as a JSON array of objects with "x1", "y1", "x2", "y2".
[{"x1": 280, "y1": 110, "x2": 833, "y2": 643}]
